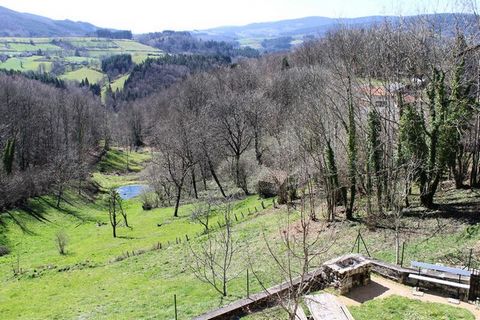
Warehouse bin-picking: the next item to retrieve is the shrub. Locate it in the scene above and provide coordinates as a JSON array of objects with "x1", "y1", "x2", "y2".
[
  {"x1": 0, "y1": 245, "x2": 10, "y2": 256},
  {"x1": 55, "y1": 231, "x2": 68, "y2": 255}
]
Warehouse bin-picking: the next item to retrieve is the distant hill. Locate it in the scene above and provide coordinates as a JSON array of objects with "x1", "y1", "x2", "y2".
[
  {"x1": 0, "y1": 5, "x2": 100, "y2": 37},
  {"x1": 195, "y1": 14, "x2": 477, "y2": 51}
]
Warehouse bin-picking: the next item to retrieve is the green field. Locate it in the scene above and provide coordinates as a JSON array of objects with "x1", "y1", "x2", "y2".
[
  {"x1": 0, "y1": 37, "x2": 163, "y2": 93},
  {"x1": 110, "y1": 74, "x2": 130, "y2": 92},
  {"x1": 0, "y1": 149, "x2": 479, "y2": 319},
  {"x1": 0, "y1": 55, "x2": 53, "y2": 72},
  {"x1": 60, "y1": 67, "x2": 105, "y2": 84}
]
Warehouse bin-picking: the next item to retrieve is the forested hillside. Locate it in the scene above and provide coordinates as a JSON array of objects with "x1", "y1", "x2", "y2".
[
  {"x1": 121, "y1": 14, "x2": 480, "y2": 217},
  {"x1": 0, "y1": 74, "x2": 106, "y2": 210}
]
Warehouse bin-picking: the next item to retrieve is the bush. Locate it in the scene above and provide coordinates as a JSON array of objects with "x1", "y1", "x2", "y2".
[
  {"x1": 0, "y1": 245, "x2": 10, "y2": 256},
  {"x1": 140, "y1": 191, "x2": 158, "y2": 210},
  {"x1": 55, "y1": 231, "x2": 68, "y2": 255}
]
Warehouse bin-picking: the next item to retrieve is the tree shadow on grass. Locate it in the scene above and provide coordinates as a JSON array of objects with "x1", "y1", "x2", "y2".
[
  {"x1": 35, "y1": 196, "x2": 97, "y2": 223},
  {"x1": 116, "y1": 235, "x2": 138, "y2": 240},
  {"x1": 0, "y1": 192, "x2": 101, "y2": 237},
  {"x1": 401, "y1": 201, "x2": 480, "y2": 225}
]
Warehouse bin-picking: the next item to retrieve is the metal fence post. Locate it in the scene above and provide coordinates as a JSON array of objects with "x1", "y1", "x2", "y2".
[{"x1": 174, "y1": 294, "x2": 178, "y2": 320}]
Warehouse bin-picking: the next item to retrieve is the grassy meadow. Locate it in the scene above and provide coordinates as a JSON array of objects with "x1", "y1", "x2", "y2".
[{"x1": 0, "y1": 149, "x2": 479, "y2": 319}]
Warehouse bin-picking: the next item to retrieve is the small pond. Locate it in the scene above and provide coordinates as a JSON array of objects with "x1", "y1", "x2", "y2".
[{"x1": 116, "y1": 184, "x2": 148, "y2": 200}]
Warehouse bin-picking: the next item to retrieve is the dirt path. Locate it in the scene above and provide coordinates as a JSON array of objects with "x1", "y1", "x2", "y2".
[{"x1": 337, "y1": 275, "x2": 480, "y2": 319}]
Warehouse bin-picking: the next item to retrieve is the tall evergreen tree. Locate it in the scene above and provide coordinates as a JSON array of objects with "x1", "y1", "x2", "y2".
[
  {"x1": 346, "y1": 80, "x2": 357, "y2": 220},
  {"x1": 2, "y1": 138, "x2": 15, "y2": 175}
]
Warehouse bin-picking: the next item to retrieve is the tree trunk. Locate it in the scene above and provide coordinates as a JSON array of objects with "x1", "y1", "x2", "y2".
[
  {"x1": 254, "y1": 127, "x2": 263, "y2": 165},
  {"x1": 199, "y1": 164, "x2": 208, "y2": 191},
  {"x1": 191, "y1": 167, "x2": 198, "y2": 199},
  {"x1": 235, "y1": 154, "x2": 241, "y2": 189},
  {"x1": 395, "y1": 224, "x2": 400, "y2": 265},
  {"x1": 346, "y1": 185, "x2": 355, "y2": 220},
  {"x1": 56, "y1": 187, "x2": 63, "y2": 208},
  {"x1": 174, "y1": 185, "x2": 182, "y2": 217},
  {"x1": 208, "y1": 158, "x2": 227, "y2": 198}
]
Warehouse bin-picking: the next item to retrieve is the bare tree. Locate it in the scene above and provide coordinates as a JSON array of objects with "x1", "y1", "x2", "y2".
[
  {"x1": 55, "y1": 230, "x2": 68, "y2": 255},
  {"x1": 189, "y1": 199, "x2": 240, "y2": 296},
  {"x1": 190, "y1": 195, "x2": 217, "y2": 233},
  {"x1": 107, "y1": 189, "x2": 127, "y2": 238},
  {"x1": 252, "y1": 176, "x2": 335, "y2": 320}
]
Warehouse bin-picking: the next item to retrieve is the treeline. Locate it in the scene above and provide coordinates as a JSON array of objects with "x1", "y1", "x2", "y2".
[
  {"x1": 261, "y1": 36, "x2": 293, "y2": 51},
  {"x1": 101, "y1": 54, "x2": 133, "y2": 78},
  {"x1": 95, "y1": 29, "x2": 133, "y2": 39},
  {"x1": 0, "y1": 74, "x2": 107, "y2": 210},
  {"x1": 136, "y1": 30, "x2": 259, "y2": 58},
  {"x1": 0, "y1": 69, "x2": 65, "y2": 88},
  {"x1": 119, "y1": 14, "x2": 480, "y2": 219}
]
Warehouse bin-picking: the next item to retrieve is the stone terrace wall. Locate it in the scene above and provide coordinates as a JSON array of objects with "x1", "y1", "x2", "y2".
[
  {"x1": 194, "y1": 255, "x2": 473, "y2": 319},
  {"x1": 193, "y1": 268, "x2": 329, "y2": 320}
]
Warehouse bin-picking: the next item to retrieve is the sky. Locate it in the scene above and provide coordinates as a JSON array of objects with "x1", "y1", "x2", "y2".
[{"x1": 0, "y1": 0, "x2": 475, "y2": 33}]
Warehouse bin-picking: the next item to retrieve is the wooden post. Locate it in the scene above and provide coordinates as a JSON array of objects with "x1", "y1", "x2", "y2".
[
  {"x1": 357, "y1": 232, "x2": 360, "y2": 254},
  {"x1": 359, "y1": 232, "x2": 371, "y2": 257},
  {"x1": 174, "y1": 294, "x2": 178, "y2": 320},
  {"x1": 401, "y1": 241, "x2": 406, "y2": 267},
  {"x1": 247, "y1": 269, "x2": 250, "y2": 298},
  {"x1": 467, "y1": 248, "x2": 473, "y2": 270}
]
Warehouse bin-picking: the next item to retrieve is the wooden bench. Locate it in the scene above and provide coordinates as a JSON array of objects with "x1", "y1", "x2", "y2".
[
  {"x1": 408, "y1": 274, "x2": 470, "y2": 289},
  {"x1": 409, "y1": 261, "x2": 471, "y2": 298},
  {"x1": 411, "y1": 261, "x2": 472, "y2": 278}
]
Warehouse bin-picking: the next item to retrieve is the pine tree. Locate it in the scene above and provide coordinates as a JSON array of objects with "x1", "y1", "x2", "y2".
[
  {"x1": 2, "y1": 138, "x2": 15, "y2": 175},
  {"x1": 346, "y1": 80, "x2": 357, "y2": 220},
  {"x1": 324, "y1": 139, "x2": 342, "y2": 220}
]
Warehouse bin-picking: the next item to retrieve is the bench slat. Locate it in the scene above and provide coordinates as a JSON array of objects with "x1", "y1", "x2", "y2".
[
  {"x1": 411, "y1": 261, "x2": 471, "y2": 277},
  {"x1": 408, "y1": 274, "x2": 470, "y2": 289}
]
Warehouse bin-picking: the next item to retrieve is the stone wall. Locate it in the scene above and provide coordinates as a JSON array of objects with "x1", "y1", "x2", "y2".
[
  {"x1": 193, "y1": 268, "x2": 329, "y2": 320},
  {"x1": 194, "y1": 255, "x2": 474, "y2": 319}
]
